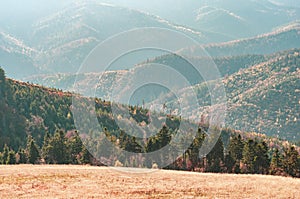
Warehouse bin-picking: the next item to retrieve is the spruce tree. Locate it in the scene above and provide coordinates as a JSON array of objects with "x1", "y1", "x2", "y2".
[
  {"x1": 27, "y1": 137, "x2": 40, "y2": 164},
  {"x1": 224, "y1": 152, "x2": 235, "y2": 173},
  {"x1": 2, "y1": 144, "x2": 9, "y2": 164},
  {"x1": 242, "y1": 139, "x2": 256, "y2": 173},
  {"x1": 45, "y1": 130, "x2": 69, "y2": 164},
  {"x1": 270, "y1": 148, "x2": 283, "y2": 175},
  {"x1": 17, "y1": 148, "x2": 27, "y2": 164},
  {"x1": 6, "y1": 150, "x2": 16, "y2": 164},
  {"x1": 206, "y1": 137, "x2": 224, "y2": 172},
  {"x1": 229, "y1": 134, "x2": 244, "y2": 161},
  {"x1": 254, "y1": 141, "x2": 270, "y2": 174},
  {"x1": 81, "y1": 146, "x2": 91, "y2": 164},
  {"x1": 68, "y1": 131, "x2": 83, "y2": 164},
  {"x1": 284, "y1": 146, "x2": 299, "y2": 177}
]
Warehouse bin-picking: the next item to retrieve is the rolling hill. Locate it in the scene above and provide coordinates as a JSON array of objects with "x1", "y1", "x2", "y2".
[{"x1": 168, "y1": 49, "x2": 300, "y2": 141}]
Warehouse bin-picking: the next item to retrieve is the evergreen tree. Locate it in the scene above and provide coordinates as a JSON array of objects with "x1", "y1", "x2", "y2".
[
  {"x1": 206, "y1": 137, "x2": 224, "y2": 172},
  {"x1": 68, "y1": 131, "x2": 83, "y2": 164},
  {"x1": 242, "y1": 139, "x2": 256, "y2": 173},
  {"x1": 284, "y1": 146, "x2": 299, "y2": 177},
  {"x1": 43, "y1": 130, "x2": 69, "y2": 164},
  {"x1": 270, "y1": 148, "x2": 284, "y2": 175},
  {"x1": 254, "y1": 141, "x2": 270, "y2": 174},
  {"x1": 188, "y1": 128, "x2": 205, "y2": 171},
  {"x1": 41, "y1": 131, "x2": 51, "y2": 163},
  {"x1": 27, "y1": 136, "x2": 40, "y2": 164},
  {"x1": 6, "y1": 150, "x2": 16, "y2": 164},
  {"x1": 17, "y1": 148, "x2": 27, "y2": 164},
  {"x1": 224, "y1": 152, "x2": 235, "y2": 173},
  {"x1": 229, "y1": 134, "x2": 244, "y2": 161},
  {"x1": 2, "y1": 144, "x2": 9, "y2": 164},
  {"x1": 80, "y1": 146, "x2": 92, "y2": 164}
]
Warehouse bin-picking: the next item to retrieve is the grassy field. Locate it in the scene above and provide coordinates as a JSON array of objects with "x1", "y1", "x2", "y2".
[{"x1": 0, "y1": 165, "x2": 299, "y2": 198}]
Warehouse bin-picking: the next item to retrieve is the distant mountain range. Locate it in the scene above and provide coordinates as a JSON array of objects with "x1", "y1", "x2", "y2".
[
  {"x1": 1, "y1": 0, "x2": 300, "y2": 79},
  {"x1": 104, "y1": 0, "x2": 300, "y2": 39},
  {"x1": 0, "y1": 1, "x2": 231, "y2": 79}
]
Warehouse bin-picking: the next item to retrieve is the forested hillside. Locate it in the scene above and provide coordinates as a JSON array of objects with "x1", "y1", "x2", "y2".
[
  {"x1": 0, "y1": 67, "x2": 299, "y2": 177},
  {"x1": 169, "y1": 49, "x2": 300, "y2": 141}
]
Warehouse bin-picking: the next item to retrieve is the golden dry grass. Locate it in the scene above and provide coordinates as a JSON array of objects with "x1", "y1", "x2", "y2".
[{"x1": 0, "y1": 165, "x2": 299, "y2": 199}]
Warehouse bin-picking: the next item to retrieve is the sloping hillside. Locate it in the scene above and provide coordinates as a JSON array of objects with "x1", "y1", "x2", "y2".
[
  {"x1": 181, "y1": 21, "x2": 300, "y2": 57},
  {"x1": 180, "y1": 49, "x2": 300, "y2": 140}
]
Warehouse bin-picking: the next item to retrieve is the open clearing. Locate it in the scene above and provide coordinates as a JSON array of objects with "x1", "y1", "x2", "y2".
[{"x1": 0, "y1": 165, "x2": 299, "y2": 198}]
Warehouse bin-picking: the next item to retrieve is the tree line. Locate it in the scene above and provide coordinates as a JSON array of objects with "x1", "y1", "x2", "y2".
[{"x1": 0, "y1": 126, "x2": 299, "y2": 178}]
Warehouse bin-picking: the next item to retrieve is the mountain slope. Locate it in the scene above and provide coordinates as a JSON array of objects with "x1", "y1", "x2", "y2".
[
  {"x1": 179, "y1": 49, "x2": 300, "y2": 140},
  {"x1": 1, "y1": 2, "x2": 231, "y2": 79},
  {"x1": 105, "y1": 0, "x2": 300, "y2": 39},
  {"x1": 25, "y1": 53, "x2": 268, "y2": 99},
  {"x1": 0, "y1": 32, "x2": 39, "y2": 78},
  {"x1": 181, "y1": 21, "x2": 300, "y2": 58}
]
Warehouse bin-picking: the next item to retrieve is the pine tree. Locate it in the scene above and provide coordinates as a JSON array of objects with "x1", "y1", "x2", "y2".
[
  {"x1": 227, "y1": 134, "x2": 244, "y2": 173},
  {"x1": 229, "y1": 134, "x2": 244, "y2": 161},
  {"x1": 17, "y1": 148, "x2": 27, "y2": 164},
  {"x1": 224, "y1": 152, "x2": 235, "y2": 173},
  {"x1": 6, "y1": 150, "x2": 16, "y2": 164},
  {"x1": 2, "y1": 144, "x2": 9, "y2": 164},
  {"x1": 254, "y1": 141, "x2": 270, "y2": 174},
  {"x1": 242, "y1": 139, "x2": 256, "y2": 173},
  {"x1": 81, "y1": 146, "x2": 91, "y2": 164},
  {"x1": 188, "y1": 128, "x2": 205, "y2": 171},
  {"x1": 284, "y1": 146, "x2": 299, "y2": 177},
  {"x1": 206, "y1": 137, "x2": 224, "y2": 172},
  {"x1": 41, "y1": 131, "x2": 51, "y2": 163},
  {"x1": 68, "y1": 131, "x2": 83, "y2": 164},
  {"x1": 44, "y1": 130, "x2": 69, "y2": 164},
  {"x1": 27, "y1": 136, "x2": 40, "y2": 164},
  {"x1": 270, "y1": 148, "x2": 284, "y2": 175}
]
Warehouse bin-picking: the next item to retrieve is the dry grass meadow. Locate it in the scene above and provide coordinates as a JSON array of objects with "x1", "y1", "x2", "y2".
[{"x1": 0, "y1": 165, "x2": 299, "y2": 198}]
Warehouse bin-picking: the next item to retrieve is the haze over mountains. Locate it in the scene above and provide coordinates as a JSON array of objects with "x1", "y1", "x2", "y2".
[
  {"x1": 1, "y1": 0, "x2": 300, "y2": 78},
  {"x1": 0, "y1": 0, "x2": 299, "y2": 142},
  {"x1": 104, "y1": 0, "x2": 300, "y2": 38}
]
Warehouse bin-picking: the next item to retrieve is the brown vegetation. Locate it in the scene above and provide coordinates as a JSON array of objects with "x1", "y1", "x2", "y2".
[{"x1": 0, "y1": 165, "x2": 299, "y2": 198}]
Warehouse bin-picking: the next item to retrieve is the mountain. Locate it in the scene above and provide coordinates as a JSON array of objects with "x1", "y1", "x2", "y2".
[
  {"x1": 104, "y1": 0, "x2": 300, "y2": 39},
  {"x1": 1, "y1": 2, "x2": 231, "y2": 79},
  {"x1": 1, "y1": 66, "x2": 299, "y2": 176},
  {"x1": 25, "y1": 49, "x2": 300, "y2": 141},
  {"x1": 0, "y1": 67, "x2": 187, "y2": 150},
  {"x1": 25, "y1": 53, "x2": 267, "y2": 99},
  {"x1": 0, "y1": 32, "x2": 39, "y2": 78},
  {"x1": 2, "y1": 1, "x2": 300, "y2": 79},
  {"x1": 181, "y1": 21, "x2": 300, "y2": 57},
  {"x1": 164, "y1": 49, "x2": 300, "y2": 141}
]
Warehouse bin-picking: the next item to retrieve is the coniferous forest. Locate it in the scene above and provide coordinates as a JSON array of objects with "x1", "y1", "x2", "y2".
[{"x1": 0, "y1": 67, "x2": 299, "y2": 177}]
